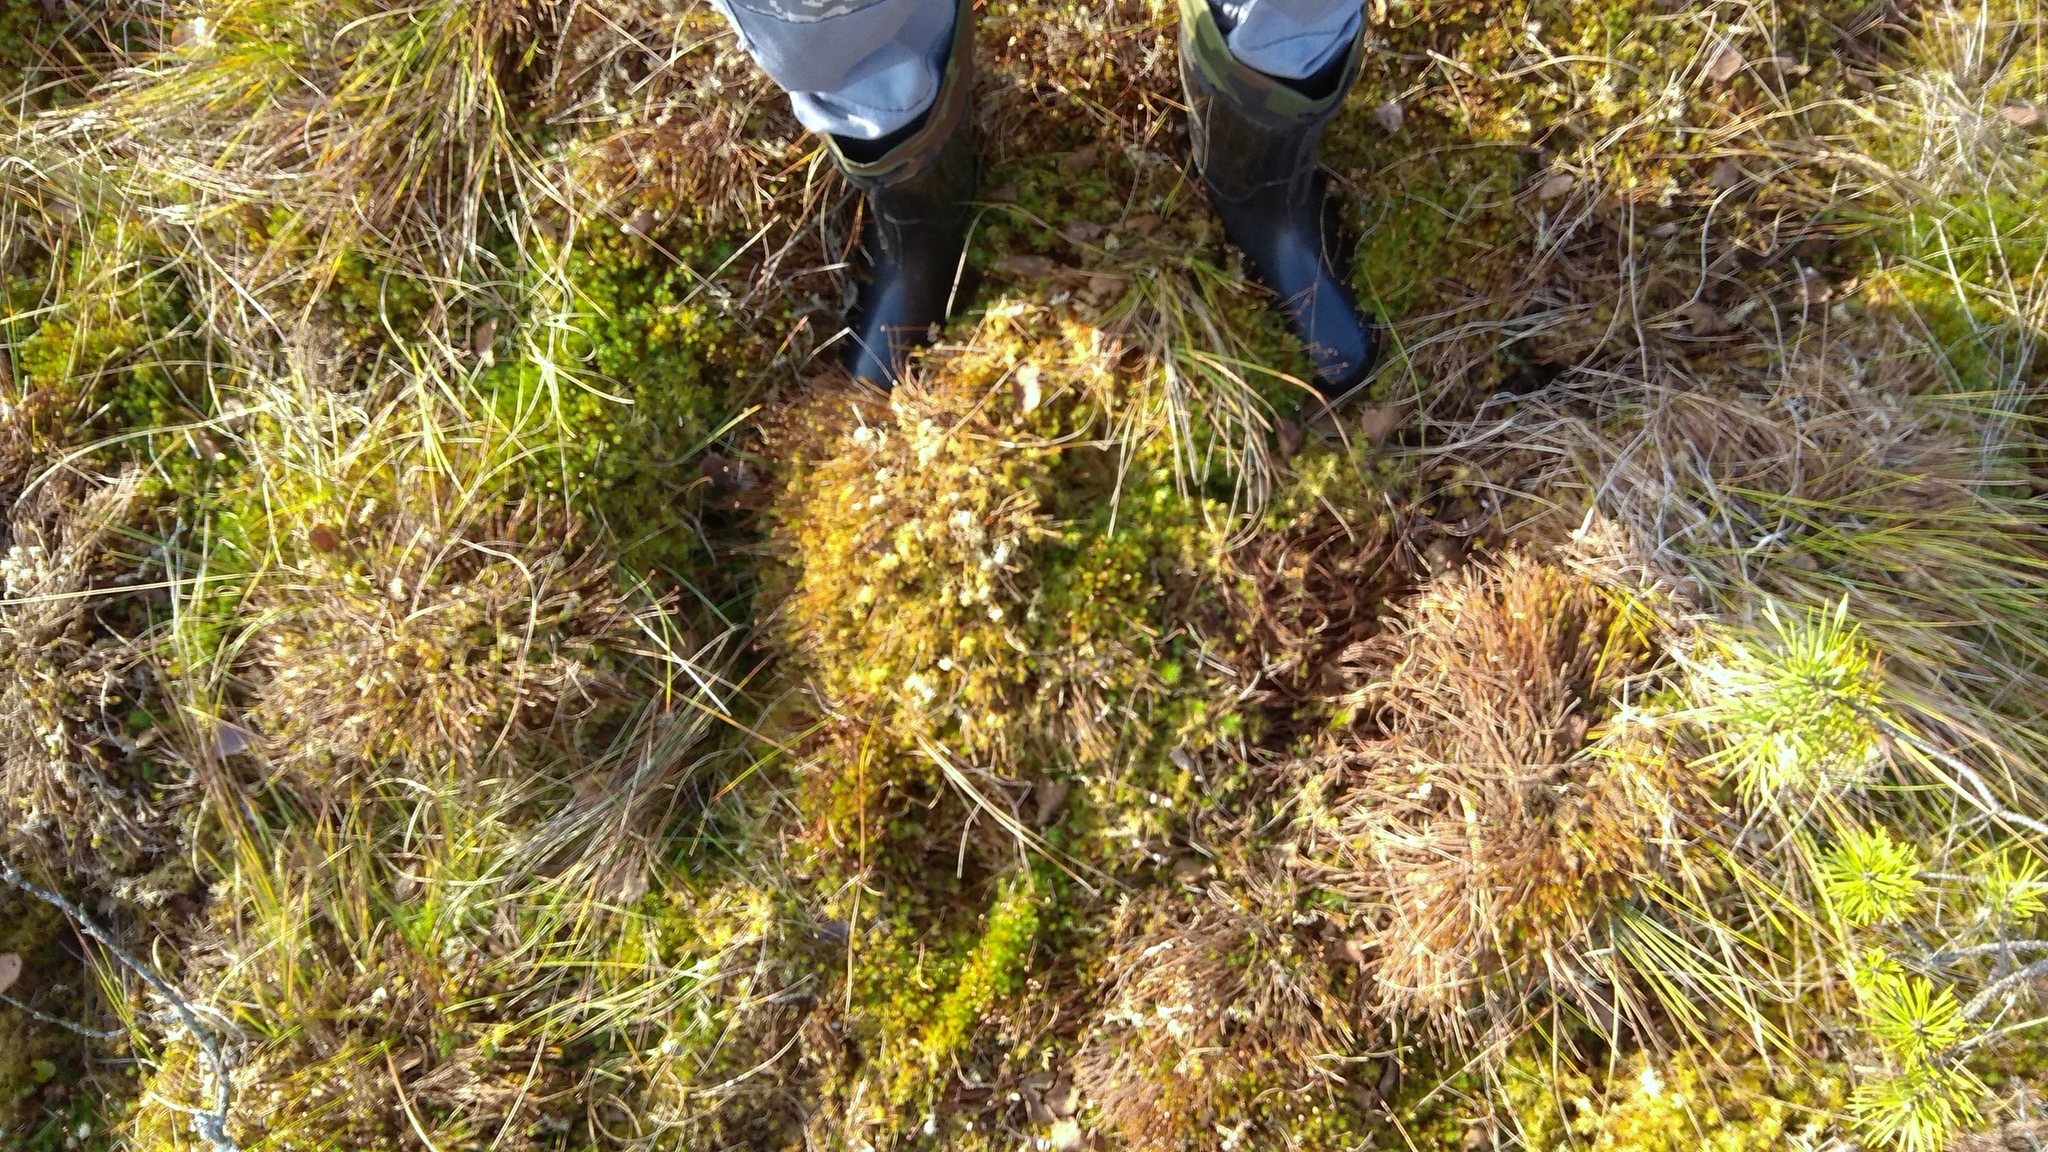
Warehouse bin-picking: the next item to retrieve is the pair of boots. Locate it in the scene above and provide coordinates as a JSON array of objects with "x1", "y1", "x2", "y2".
[{"x1": 832, "y1": 0, "x2": 1379, "y2": 409}]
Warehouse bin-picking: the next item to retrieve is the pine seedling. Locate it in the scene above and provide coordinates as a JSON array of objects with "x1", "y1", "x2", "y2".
[
  {"x1": 1822, "y1": 828, "x2": 1927, "y2": 927},
  {"x1": 1849, "y1": 1063, "x2": 1983, "y2": 1152},
  {"x1": 1848, "y1": 946, "x2": 1906, "y2": 993},
  {"x1": 1690, "y1": 600, "x2": 1891, "y2": 800},
  {"x1": 1974, "y1": 850, "x2": 2048, "y2": 926},
  {"x1": 1862, "y1": 974, "x2": 1969, "y2": 1062}
]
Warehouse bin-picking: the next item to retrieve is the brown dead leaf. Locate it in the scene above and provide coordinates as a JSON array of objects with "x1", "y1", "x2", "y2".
[
  {"x1": 1060, "y1": 219, "x2": 1106, "y2": 245},
  {"x1": 995, "y1": 253, "x2": 1061, "y2": 279},
  {"x1": 1275, "y1": 416, "x2": 1304, "y2": 459},
  {"x1": 1032, "y1": 776, "x2": 1069, "y2": 825},
  {"x1": 1678, "y1": 299, "x2": 1729, "y2": 335},
  {"x1": 1123, "y1": 212, "x2": 1160, "y2": 235},
  {"x1": 471, "y1": 318, "x2": 497, "y2": 368},
  {"x1": 0, "y1": 952, "x2": 20, "y2": 996},
  {"x1": 1536, "y1": 173, "x2": 1575, "y2": 201},
  {"x1": 1707, "y1": 42, "x2": 1745, "y2": 83},
  {"x1": 214, "y1": 721, "x2": 253, "y2": 758},
  {"x1": 308, "y1": 523, "x2": 341, "y2": 553},
  {"x1": 1060, "y1": 145, "x2": 1099, "y2": 175},
  {"x1": 2000, "y1": 100, "x2": 2043, "y2": 129},
  {"x1": 1355, "y1": 401, "x2": 1409, "y2": 442}
]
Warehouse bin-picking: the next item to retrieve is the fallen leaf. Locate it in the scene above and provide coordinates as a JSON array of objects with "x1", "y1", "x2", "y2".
[
  {"x1": 1049, "y1": 1074, "x2": 1079, "y2": 1118},
  {"x1": 623, "y1": 206, "x2": 658, "y2": 237},
  {"x1": 1999, "y1": 100, "x2": 2042, "y2": 128},
  {"x1": 308, "y1": 524, "x2": 341, "y2": 553},
  {"x1": 1797, "y1": 267, "x2": 1833, "y2": 307},
  {"x1": 214, "y1": 721, "x2": 252, "y2": 759},
  {"x1": 985, "y1": 184, "x2": 1021, "y2": 203},
  {"x1": 1123, "y1": 212, "x2": 1160, "y2": 234},
  {"x1": 1275, "y1": 416, "x2": 1304, "y2": 459},
  {"x1": 994, "y1": 253, "x2": 1060, "y2": 279},
  {"x1": 1708, "y1": 157, "x2": 1746, "y2": 189},
  {"x1": 1059, "y1": 145, "x2": 1099, "y2": 175},
  {"x1": 0, "y1": 952, "x2": 20, "y2": 996},
  {"x1": 1707, "y1": 42, "x2": 1745, "y2": 83},
  {"x1": 1536, "y1": 172, "x2": 1575, "y2": 201},
  {"x1": 1059, "y1": 219, "x2": 1105, "y2": 245},
  {"x1": 1354, "y1": 401, "x2": 1409, "y2": 442},
  {"x1": 1678, "y1": 299, "x2": 1729, "y2": 335},
  {"x1": 1032, "y1": 776, "x2": 1069, "y2": 825},
  {"x1": 471, "y1": 318, "x2": 497, "y2": 368},
  {"x1": 1372, "y1": 101, "x2": 1405, "y2": 133},
  {"x1": 1085, "y1": 273, "x2": 1123, "y2": 298}
]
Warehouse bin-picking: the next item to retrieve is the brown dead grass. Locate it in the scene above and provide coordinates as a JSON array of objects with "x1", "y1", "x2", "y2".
[
  {"x1": 1074, "y1": 859, "x2": 1373, "y2": 1150},
  {"x1": 1298, "y1": 550, "x2": 1698, "y2": 1040},
  {"x1": 247, "y1": 491, "x2": 636, "y2": 781}
]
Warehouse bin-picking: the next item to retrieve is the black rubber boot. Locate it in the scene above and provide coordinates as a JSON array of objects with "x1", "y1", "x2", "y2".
[
  {"x1": 830, "y1": 2, "x2": 977, "y2": 388},
  {"x1": 1180, "y1": 0, "x2": 1381, "y2": 409}
]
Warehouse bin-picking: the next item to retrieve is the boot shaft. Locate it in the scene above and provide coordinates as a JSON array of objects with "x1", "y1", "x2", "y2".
[
  {"x1": 827, "y1": 0, "x2": 978, "y2": 198},
  {"x1": 1178, "y1": 0, "x2": 1361, "y2": 205}
]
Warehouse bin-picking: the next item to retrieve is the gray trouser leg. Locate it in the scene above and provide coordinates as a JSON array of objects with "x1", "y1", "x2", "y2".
[
  {"x1": 710, "y1": 0, "x2": 1362, "y2": 140},
  {"x1": 710, "y1": 0, "x2": 958, "y2": 140},
  {"x1": 1211, "y1": 0, "x2": 1363, "y2": 79}
]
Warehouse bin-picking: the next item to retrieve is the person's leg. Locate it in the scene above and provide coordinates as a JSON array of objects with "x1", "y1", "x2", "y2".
[
  {"x1": 1181, "y1": 0, "x2": 1380, "y2": 409},
  {"x1": 712, "y1": 0, "x2": 977, "y2": 386},
  {"x1": 1211, "y1": 0, "x2": 1361, "y2": 81}
]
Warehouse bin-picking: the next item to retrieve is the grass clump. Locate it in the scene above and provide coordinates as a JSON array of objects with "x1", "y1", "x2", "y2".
[
  {"x1": 1301, "y1": 549, "x2": 1689, "y2": 1037},
  {"x1": 1074, "y1": 865, "x2": 1373, "y2": 1150}
]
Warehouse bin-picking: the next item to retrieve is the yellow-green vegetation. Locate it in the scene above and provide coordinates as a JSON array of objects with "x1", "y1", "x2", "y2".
[{"x1": 4, "y1": 0, "x2": 2047, "y2": 1149}]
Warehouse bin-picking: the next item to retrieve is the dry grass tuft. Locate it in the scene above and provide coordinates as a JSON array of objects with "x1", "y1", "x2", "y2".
[
  {"x1": 1302, "y1": 550, "x2": 1693, "y2": 1037},
  {"x1": 248, "y1": 492, "x2": 635, "y2": 779},
  {"x1": 0, "y1": 468, "x2": 180, "y2": 887},
  {"x1": 1075, "y1": 862, "x2": 1372, "y2": 1150}
]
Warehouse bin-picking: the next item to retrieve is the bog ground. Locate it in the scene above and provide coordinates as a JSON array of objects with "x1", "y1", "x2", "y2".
[{"x1": 2, "y1": 0, "x2": 2046, "y2": 1149}]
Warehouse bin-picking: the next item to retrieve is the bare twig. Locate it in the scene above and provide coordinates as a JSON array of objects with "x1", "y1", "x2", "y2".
[
  {"x1": 1963, "y1": 957, "x2": 2048, "y2": 1022},
  {"x1": 0, "y1": 991, "x2": 125, "y2": 1040},
  {"x1": 0, "y1": 856, "x2": 238, "y2": 1151}
]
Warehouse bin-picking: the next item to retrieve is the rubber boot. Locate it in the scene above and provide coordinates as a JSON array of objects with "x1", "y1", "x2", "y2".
[
  {"x1": 1179, "y1": 0, "x2": 1381, "y2": 409},
  {"x1": 829, "y1": 1, "x2": 978, "y2": 388}
]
